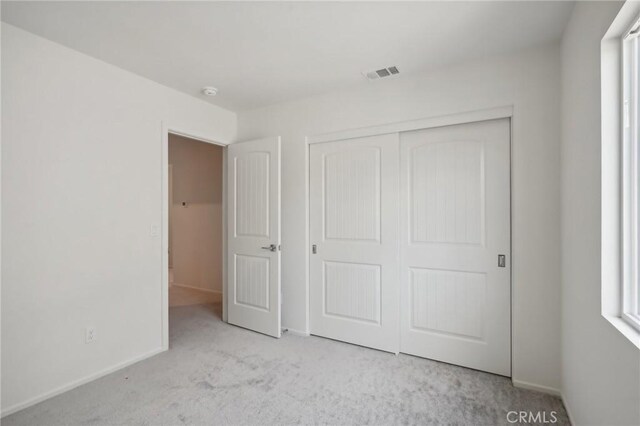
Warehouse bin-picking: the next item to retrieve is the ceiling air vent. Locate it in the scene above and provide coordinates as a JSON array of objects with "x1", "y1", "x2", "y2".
[{"x1": 363, "y1": 66, "x2": 400, "y2": 81}]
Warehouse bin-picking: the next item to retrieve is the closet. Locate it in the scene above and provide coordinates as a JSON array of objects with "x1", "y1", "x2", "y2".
[{"x1": 309, "y1": 118, "x2": 511, "y2": 376}]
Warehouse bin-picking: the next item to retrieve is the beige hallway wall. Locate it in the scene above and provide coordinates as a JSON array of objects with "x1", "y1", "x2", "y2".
[{"x1": 169, "y1": 134, "x2": 223, "y2": 293}]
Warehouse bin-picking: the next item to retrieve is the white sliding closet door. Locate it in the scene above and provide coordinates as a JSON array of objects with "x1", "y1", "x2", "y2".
[
  {"x1": 399, "y1": 119, "x2": 511, "y2": 376},
  {"x1": 309, "y1": 134, "x2": 400, "y2": 353}
]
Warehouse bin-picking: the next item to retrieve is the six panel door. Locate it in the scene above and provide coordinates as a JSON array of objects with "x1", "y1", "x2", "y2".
[
  {"x1": 309, "y1": 134, "x2": 400, "y2": 353},
  {"x1": 399, "y1": 119, "x2": 511, "y2": 376}
]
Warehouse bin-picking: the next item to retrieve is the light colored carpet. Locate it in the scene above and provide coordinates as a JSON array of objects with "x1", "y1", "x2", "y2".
[{"x1": 4, "y1": 303, "x2": 569, "y2": 425}]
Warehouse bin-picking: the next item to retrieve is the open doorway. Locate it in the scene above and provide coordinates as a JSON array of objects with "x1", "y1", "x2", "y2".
[
  {"x1": 168, "y1": 133, "x2": 224, "y2": 322},
  {"x1": 162, "y1": 132, "x2": 281, "y2": 346}
]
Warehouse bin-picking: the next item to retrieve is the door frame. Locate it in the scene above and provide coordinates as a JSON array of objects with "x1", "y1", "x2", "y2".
[
  {"x1": 306, "y1": 105, "x2": 514, "y2": 371},
  {"x1": 161, "y1": 122, "x2": 230, "y2": 350},
  {"x1": 168, "y1": 164, "x2": 174, "y2": 269}
]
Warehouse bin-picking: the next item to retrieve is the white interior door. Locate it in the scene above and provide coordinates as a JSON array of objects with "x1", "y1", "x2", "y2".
[
  {"x1": 399, "y1": 119, "x2": 511, "y2": 376},
  {"x1": 309, "y1": 134, "x2": 399, "y2": 353},
  {"x1": 227, "y1": 136, "x2": 281, "y2": 338}
]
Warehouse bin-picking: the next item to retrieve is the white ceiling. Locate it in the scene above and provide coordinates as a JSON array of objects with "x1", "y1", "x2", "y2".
[{"x1": 2, "y1": 1, "x2": 574, "y2": 112}]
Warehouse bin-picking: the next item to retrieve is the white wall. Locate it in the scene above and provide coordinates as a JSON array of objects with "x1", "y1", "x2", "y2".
[
  {"x1": 0, "y1": 8, "x2": 4, "y2": 416},
  {"x1": 169, "y1": 134, "x2": 223, "y2": 293},
  {"x1": 561, "y1": 2, "x2": 640, "y2": 425},
  {"x1": 238, "y1": 43, "x2": 563, "y2": 392},
  {"x1": 1, "y1": 24, "x2": 236, "y2": 415}
]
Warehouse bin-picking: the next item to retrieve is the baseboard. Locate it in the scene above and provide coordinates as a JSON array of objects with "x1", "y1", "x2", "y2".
[
  {"x1": 1, "y1": 347, "x2": 166, "y2": 418},
  {"x1": 283, "y1": 327, "x2": 310, "y2": 337},
  {"x1": 512, "y1": 379, "x2": 561, "y2": 396},
  {"x1": 560, "y1": 392, "x2": 576, "y2": 425},
  {"x1": 171, "y1": 283, "x2": 221, "y2": 294}
]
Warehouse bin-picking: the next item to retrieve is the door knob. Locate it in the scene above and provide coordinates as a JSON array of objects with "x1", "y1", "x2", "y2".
[{"x1": 261, "y1": 244, "x2": 277, "y2": 252}]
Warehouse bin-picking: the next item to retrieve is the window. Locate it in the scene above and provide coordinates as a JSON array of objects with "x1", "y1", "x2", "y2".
[{"x1": 622, "y1": 20, "x2": 640, "y2": 332}]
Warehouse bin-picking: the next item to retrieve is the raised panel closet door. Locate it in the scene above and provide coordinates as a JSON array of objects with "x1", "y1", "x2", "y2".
[
  {"x1": 309, "y1": 134, "x2": 400, "y2": 353},
  {"x1": 399, "y1": 119, "x2": 511, "y2": 376}
]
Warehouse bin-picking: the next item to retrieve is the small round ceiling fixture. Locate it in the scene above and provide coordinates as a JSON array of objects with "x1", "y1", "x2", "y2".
[{"x1": 201, "y1": 86, "x2": 218, "y2": 96}]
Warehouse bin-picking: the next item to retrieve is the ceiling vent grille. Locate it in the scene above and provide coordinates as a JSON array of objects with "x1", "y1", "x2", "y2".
[{"x1": 363, "y1": 66, "x2": 400, "y2": 81}]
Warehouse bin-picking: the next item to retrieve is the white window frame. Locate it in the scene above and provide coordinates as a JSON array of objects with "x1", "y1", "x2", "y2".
[{"x1": 621, "y1": 19, "x2": 640, "y2": 333}]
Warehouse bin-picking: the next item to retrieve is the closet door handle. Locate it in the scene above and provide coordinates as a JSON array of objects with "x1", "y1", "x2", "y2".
[{"x1": 261, "y1": 244, "x2": 277, "y2": 252}]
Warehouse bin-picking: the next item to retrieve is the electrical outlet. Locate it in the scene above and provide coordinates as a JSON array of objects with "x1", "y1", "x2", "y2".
[
  {"x1": 150, "y1": 225, "x2": 159, "y2": 237},
  {"x1": 85, "y1": 326, "x2": 96, "y2": 344}
]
